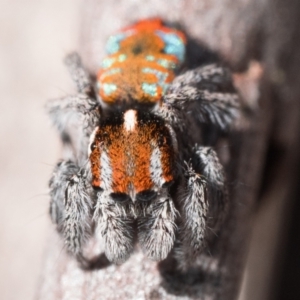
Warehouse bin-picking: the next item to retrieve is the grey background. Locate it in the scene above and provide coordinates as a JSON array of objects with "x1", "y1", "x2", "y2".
[{"x1": 0, "y1": 1, "x2": 79, "y2": 299}]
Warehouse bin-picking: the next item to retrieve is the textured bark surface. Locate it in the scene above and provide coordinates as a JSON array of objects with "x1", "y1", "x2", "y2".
[{"x1": 37, "y1": 0, "x2": 300, "y2": 299}]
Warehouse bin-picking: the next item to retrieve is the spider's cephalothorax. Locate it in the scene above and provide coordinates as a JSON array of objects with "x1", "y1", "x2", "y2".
[
  {"x1": 47, "y1": 19, "x2": 239, "y2": 266},
  {"x1": 89, "y1": 109, "x2": 176, "y2": 194}
]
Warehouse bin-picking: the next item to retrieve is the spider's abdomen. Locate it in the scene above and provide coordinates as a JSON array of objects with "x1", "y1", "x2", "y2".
[
  {"x1": 97, "y1": 19, "x2": 186, "y2": 105},
  {"x1": 89, "y1": 109, "x2": 176, "y2": 196}
]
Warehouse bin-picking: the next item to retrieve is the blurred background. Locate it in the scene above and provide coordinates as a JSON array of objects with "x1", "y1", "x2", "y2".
[
  {"x1": 0, "y1": 1, "x2": 80, "y2": 299},
  {"x1": 0, "y1": 1, "x2": 297, "y2": 299}
]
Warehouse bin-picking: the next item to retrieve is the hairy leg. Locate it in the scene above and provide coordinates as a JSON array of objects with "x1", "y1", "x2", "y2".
[
  {"x1": 138, "y1": 190, "x2": 178, "y2": 261},
  {"x1": 162, "y1": 64, "x2": 239, "y2": 130},
  {"x1": 64, "y1": 52, "x2": 93, "y2": 94},
  {"x1": 177, "y1": 162, "x2": 208, "y2": 265},
  {"x1": 46, "y1": 52, "x2": 100, "y2": 162},
  {"x1": 193, "y1": 146, "x2": 227, "y2": 231},
  {"x1": 48, "y1": 53, "x2": 104, "y2": 265},
  {"x1": 46, "y1": 94, "x2": 99, "y2": 135},
  {"x1": 93, "y1": 191, "x2": 134, "y2": 264},
  {"x1": 46, "y1": 94, "x2": 100, "y2": 163},
  {"x1": 49, "y1": 160, "x2": 93, "y2": 262},
  {"x1": 177, "y1": 145, "x2": 226, "y2": 267},
  {"x1": 46, "y1": 52, "x2": 98, "y2": 137},
  {"x1": 169, "y1": 64, "x2": 236, "y2": 93}
]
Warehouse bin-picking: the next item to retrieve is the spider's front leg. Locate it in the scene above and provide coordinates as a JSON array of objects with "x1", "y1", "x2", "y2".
[
  {"x1": 178, "y1": 145, "x2": 226, "y2": 264},
  {"x1": 137, "y1": 189, "x2": 178, "y2": 261},
  {"x1": 93, "y1": 191, "x2": 135, "y2": 264},
  {"x1": 49, "y1": 160, "x2": 93, "y2": 263}
]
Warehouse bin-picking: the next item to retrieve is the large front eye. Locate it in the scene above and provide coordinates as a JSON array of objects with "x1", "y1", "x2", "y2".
[
  {"x1": 93, "y1": 186, "x2": 103, "y2": 192},
  {"x1": 162, "y1": 180, "x2": 174, "y2": 189},
  {"x1": 90, "y1": 142, "x2": 96, "y2": 152},
  {"x1": 136, "y1": 190, "x2": 157, "y2": 202},
  {"x1": 110, "y1": 192, "x2": 131, "y2": 202}
]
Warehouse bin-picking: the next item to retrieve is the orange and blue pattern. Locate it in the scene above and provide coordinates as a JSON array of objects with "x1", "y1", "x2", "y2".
[{"x1": 97, "y1": 19, "x2": 186, "y2": 105}]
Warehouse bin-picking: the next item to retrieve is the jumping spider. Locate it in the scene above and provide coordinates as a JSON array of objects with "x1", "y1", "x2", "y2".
[{"x1": 47, "y1": 19, "x2": 239, "y2": 266}]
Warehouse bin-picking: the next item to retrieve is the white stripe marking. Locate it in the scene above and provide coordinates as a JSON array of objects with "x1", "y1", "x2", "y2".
[
  {"x1": 100, "y1": 150, "x2": 113, "y2": 190},
  {"x1": 124, "y1": 110, "x2": 137, "y2": 132},
  {"x1": 88, "y1": 126, "x2": 99, "y2": 156},
  {"x1": 150, "y1": 146, "x2": 165, "y2": 187}
]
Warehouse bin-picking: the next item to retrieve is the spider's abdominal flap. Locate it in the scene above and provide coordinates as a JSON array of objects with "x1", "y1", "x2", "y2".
[{"x1": 89, "y1": 109, "x2": 178, "y2": 262}]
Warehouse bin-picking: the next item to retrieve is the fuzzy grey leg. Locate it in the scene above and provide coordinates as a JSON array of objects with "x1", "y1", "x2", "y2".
[
  {"x1": 154, "y1": 102, "x2": 186, "y2": 132},
  {"x1": 47, "y1": 52, "x2": 99, "y2": 138},
  {"x1": 46, "y1": 52, "x2": 100, "y2": 162},
  {"x1": 64, "y1": 169, "x2": 93, "y2": 257},
  {"x1": 64, "y1": 52, "x2": 93, "y2": 94},
  {"x1": 176, "y1": 146, "x2": 227, "y2": 268},
  {"x1": 163, "y1": 64, "x2": 239, "y2": 130},
  {"x1": 169, "y1": 64, "x2": 236, "y2": 93},
  {"x1": 179, "y1": 146, "x2": 228, "y2": 260},
  {"x1": 178, "y1": 162, "x2": 208, "y2": 263},
  {"x1": 138, "y1": 191, "x2": 178, "y2": 261},
  {"x1": 46, "y1": 94, "x2": 99, "y2": 136},
  {"x1": 193, "y1": 146, "x2": 227, "y2": 231},
  {"x1": 46, "y1": 94, "x2": 100, "y2": 162},
  {"x1": 164, "y1": 86, "x2": 239, "y2": 130},
  {"x1": 49, "y1": 160, "x2": 77, "y2": 225},
  {"x1": 93, "y1": 191, "x2": 134, "y2": 264},
  {"x1": 49, "y1": 160, "x2": 93, "y2": 259}
]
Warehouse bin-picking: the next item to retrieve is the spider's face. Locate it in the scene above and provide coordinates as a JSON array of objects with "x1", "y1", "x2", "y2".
[{"x1": 89, "y1": 109, "x2": 177, "y2": 203}]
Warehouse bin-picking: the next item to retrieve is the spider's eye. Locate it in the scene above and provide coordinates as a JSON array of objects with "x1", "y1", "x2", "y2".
[
  {"x1": 136, "y1": 190, "x2": 157, "y2": 202},
  {"x1": 93, "y1": 186, "x2": 103, "y2": 192},
  {"x1": 110, "y1": 192, "x2": 131, "y2": 202},
  {"x1": 162, "y1": 180, "x2": 174, "y2": 189},
  {"x1": 90, "y1": 142, "x2": 96, "y2": 151}
]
